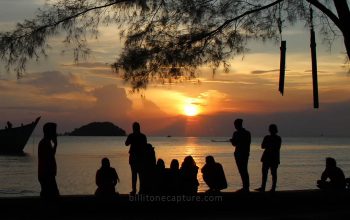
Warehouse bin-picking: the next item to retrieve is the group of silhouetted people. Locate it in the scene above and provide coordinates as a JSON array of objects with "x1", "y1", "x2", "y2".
[
  {"x1": 123, "y1": 122, "x2": 227, "y2": 195},
  {"x1": 37, "y1": 120, "x2": 350, "y2": 199},
  {"x1": 230, "y1": 119, "x2": 282, "y2": 193}
]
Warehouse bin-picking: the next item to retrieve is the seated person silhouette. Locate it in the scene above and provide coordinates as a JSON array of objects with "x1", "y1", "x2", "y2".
[
  {"x1": 179, "y1": 156, "x2": 199, "y2": 194},
  {"x1": 95, "y1": 158, "x2": 120, "y2": 197},
  {"x1": 6, "y1": 121, "x2": 12, "y2": 129},
  {"x1": 139, "y1": 143, "x2": 156, "y2": 194},
  {"x1": 164, "y1": 159, "x2": 180, "y2": 194},
  {"x1": 317, "y1": 157, "x2": 346, "y2": 190},
  {"x1": 201, "y1": 156, "x2": 227, "y2": 193},
  {"x1": 154, "y1": 159, "x2": 166, "y2": 194}
]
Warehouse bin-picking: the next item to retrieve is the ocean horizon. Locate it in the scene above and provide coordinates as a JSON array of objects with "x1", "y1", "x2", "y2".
[{"x1": 1, "y1": 136, "x2": 350, "y2": 197}]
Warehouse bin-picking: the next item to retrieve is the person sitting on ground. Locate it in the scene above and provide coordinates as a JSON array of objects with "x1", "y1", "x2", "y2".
[
  {"x1": 317, "y1": 157, "x2": 346, "y2": 190},
  {"x1": 154, "y1": 158, "x2": 166, "y2": 194},
  {"x1": 164, "y1": 159, "x2": 180, "y2": 194},
  {"x1": 6, "y1": 121, "x2": 12, "y2": 129},
  {"x1": 95, "y1": 157, "x2": 119, "y2": 197},
  {"x1": 179, "y1": 156, "x2": 199, "y2": 194},
  {"x1": 140, "y1": 143, "x2": 156, "y2": 194},
  {"x1": 201, "y1": 155, "x2": 227, "y2": 193}
]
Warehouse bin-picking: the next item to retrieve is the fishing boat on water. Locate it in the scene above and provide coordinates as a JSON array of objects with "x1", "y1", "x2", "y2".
[{"x1": 0, "y1": 117, "x2": 40, "y2": 154}]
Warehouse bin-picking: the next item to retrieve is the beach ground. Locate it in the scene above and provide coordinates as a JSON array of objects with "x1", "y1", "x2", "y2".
[{"x1": 1, "y1": 190, "x2": 349, "y2": 219}]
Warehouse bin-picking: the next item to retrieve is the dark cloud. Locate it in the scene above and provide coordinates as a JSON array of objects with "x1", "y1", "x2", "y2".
[
  {"x1": 62, "y1": 62, "x2": 110, "y2": 69},
  {"x1": 251, "y1": 69, "x2": 280, "y2": 74},
  {"x1": 304, "y1": 70, "x2": 328, "y2": 73},
  {"x1": 19, "y1": 71, "x2": 84, "y2": 94}
]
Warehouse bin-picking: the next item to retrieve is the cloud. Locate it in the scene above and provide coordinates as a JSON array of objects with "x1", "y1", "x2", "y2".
[
  {"x1": 251, "y1": 69, "x2": 280, "y2": 74},
  {"x1": 0, "y1": 0, "x2": 44, "y2": 23},
  {"x1": 19, "y1": 71, "x2": 85, "y2": 95},
  {"x1": 62, "y1": 62, "x2": 111, "y2": 69}
]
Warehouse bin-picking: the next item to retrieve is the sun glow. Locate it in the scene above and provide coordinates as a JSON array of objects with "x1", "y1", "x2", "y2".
[{"x1": 183, "y1": 104, "x2": 199, "y2": 117}]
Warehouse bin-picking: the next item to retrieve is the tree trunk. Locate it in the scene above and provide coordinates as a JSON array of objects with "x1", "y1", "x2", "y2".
[{"x1": 333, "y1": 0, "x2": 350, "y2": 59}]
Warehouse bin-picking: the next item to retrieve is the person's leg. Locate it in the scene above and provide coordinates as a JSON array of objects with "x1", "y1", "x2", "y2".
[
  {"x1": 317, "y1": 180, "x2": 329, "y2": 189},
  {"x1": 48, "y1": 176, "x2": 59, "y2": 197},
  {"x1": 235, "y1": 156, "x2": 250, "y2": 191},
  {"x1": 241, "y1": 156, "x2": 250, "y2": 190},
  {"x1": 270, "y1": 165, "x2": 278, "y2": 192},
  {"x1": 131, "y1": 165, "x2": 137, "y2": 193},
  {"x1": 259, "y1": 163, "x2": 269, "y2": 191},
  {"x1": 235, "y1": 156, "x2": 244, "y2": 189},
  {"x1": 39, "y1": 176, "x2": 47, "y2": 198}
]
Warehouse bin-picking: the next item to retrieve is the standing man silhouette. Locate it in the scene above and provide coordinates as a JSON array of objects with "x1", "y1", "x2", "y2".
[
  {"x1": 125, "y1": 122, "x2": 147, "y2": 195},
  {"x1": 230, "y1": 118, "x2": 251, "y2": 192},
  {"x1": 38, "y1": 122, "x2": 60, "y2": 198}
]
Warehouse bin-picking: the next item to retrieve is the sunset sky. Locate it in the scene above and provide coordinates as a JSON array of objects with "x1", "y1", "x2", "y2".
[{"x1": 0, "y1": 0, "x2": 349, "y2": 137}]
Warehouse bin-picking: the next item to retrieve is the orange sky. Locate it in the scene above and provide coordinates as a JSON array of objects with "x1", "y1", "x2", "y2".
[{"x1": 0, "y1": 1, "x2": 349, "y2": 136}]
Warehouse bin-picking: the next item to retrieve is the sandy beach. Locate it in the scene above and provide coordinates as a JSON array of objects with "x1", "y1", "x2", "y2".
[{"x1": 1, "y1": 190, "x2": 350, "y2": 220}]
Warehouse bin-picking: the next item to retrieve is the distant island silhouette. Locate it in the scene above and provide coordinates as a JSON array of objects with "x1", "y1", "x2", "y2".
[{"x1": 65, "y1": 122, "x2": 126, "y2": 136}]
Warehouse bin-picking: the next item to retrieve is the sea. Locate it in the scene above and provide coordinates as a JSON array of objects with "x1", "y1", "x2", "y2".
[{"x1": 0, "y1": 136, "x2": 350, "y2": 197}]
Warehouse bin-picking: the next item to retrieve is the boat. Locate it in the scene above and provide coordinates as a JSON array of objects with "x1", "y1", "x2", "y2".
[{"x1": 0, "y1": 117, "x2": 40, "y2": 154}]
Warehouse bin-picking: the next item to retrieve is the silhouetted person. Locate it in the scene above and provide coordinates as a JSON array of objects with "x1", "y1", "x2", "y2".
[
  {"x1": 201, "y1": 156, "x2": 227, "y2": 193},
  {"x1": 95, "y1": 158, "x2": 119, "y2": 197},
  {"x1": 179, "y1": 156, "x2": 199, "y2": 194},
  {"x1": 165, "y1": 159, "x2": 180, "y2": 194},
  {"x1": 140, "y1": 143, "x2": 156, "y2": 194},
  {"x1": 155, "y1": 159, "x2": 166, "y2": 194},
  {"x1": 255, "y1": 124, "x2": 282, "y2": 192},
  {"x1": 230, "y1": 118, "x2": 251, "y2": 192},
  {"x1": 317, "y1": 157, "x2": 346, "y2": 190},
  {"x1": 5, "y1": 121, "x2": 12, "y2": 129},
  {"x1": 125, "y1": 122, "x2": 147, "y2": 195},
  {"x1": 38, "y1": 122, "x2": 59, "y2": 198}
]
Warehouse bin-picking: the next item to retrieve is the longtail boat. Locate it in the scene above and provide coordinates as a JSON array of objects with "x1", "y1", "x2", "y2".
[{"x1": 0, "y1": 117, "x2": 40, "y2": 154}]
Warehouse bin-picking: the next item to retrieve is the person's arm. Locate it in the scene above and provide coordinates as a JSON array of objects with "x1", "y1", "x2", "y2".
[
  {"x1": 114, "y1": 169, "x2": 120, "y2": 184},
  {"x1": 321, "y1": 169, "x2": 328, "y2": 181},
  {"x1": 277, "y1": 136, "x2": 282, "y2": 150},
  {"x1": 230, "y1": 132, "x2": 237, "y2": 147},
  {"x1": 261, "y1": 136, "x2": 268, "y2": 149},
  {"x1": 52, "y1": 135, "x2": 58, "y2": 155},
  {"x1": 125, "y1": 135, "x2": 130, "y2": 146},
  {"x1": 96, "y1": 171, "x2": 101, "y2": 187}
]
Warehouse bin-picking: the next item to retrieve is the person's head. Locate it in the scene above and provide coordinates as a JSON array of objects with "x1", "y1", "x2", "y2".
[
  {"x1": 234, "y1": 118, "x2": 243, "y2": 130},
  {"x1": 182, "y1": 156, "x2": 196, "y2": 168},
  {"x1": 156, "y1": 159, "x2": 165, "y2": 169},
  {"x1": 101, "y1": 157, "x2": 110, "y2": 168},
  {"x1": 269, "y1": 124, "x2": 278, "y2": 135},
  {"x1": 43, "y1": 122, "x2": 57, "y2": 139},
  {"x1": 170, "y1": 159, "x2": 179, "y2": 170},
  {"x1": 132, "y1": 122, "x2": 140, "y2": 133},
  {"x1": 205, "y1": 155, "x2": 215, "y2": 165},
  {"x1": 326, "y1": 157, "x2": 337, "y2": 169}
]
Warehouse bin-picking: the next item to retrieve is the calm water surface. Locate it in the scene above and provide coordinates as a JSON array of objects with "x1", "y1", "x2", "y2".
[{"x1": 0, "y1": 136, "x2": 350, "y2": 197}]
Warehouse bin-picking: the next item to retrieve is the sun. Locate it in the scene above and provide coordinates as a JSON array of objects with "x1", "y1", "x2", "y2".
[{"x1": 183, "y1": 104, "x2": 199, "y2": 117}]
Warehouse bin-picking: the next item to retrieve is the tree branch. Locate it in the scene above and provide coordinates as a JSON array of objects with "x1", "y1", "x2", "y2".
[
  {"x1": 15, "y1": 0, "x2": 129, "y2": 39},
  {"x1": 186, "y1": 0, "x2": 284, "y2": 45},
  {"x1": 306, "y1": 0, "x2": 342, "y2": 31}
]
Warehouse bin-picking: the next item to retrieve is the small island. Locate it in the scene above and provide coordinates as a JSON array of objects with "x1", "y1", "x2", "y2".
[{"x1": 65, "y1": 122, "x2": 126, "y2": 136}]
